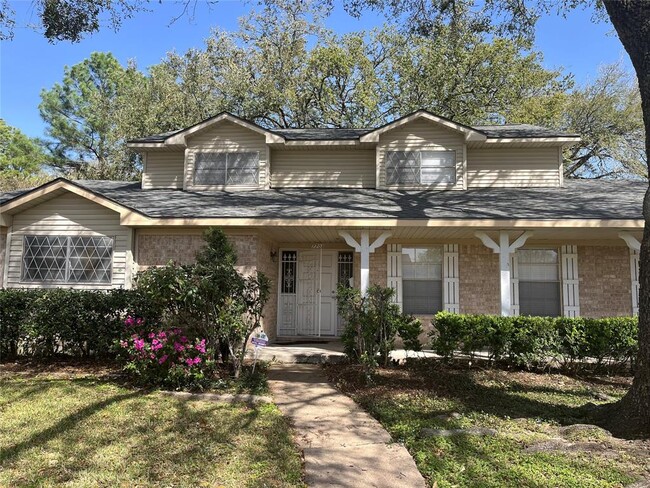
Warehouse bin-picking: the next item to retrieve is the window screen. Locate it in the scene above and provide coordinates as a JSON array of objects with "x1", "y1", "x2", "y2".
[
  {"x1": 401, "y1": 247, "x2": 443, "y2": 314},
  {"x1": 22, "y1": 235, "x2": 113, "y2": 284},
  {"x1": 386, "y1": 151, "x2": 456, "y2": 185},
  {"x1": 194, "y1": 152, "x2": 259, "y2": 186},
  {"x1": 518, "y1": 249, "x2": 561, "y2": 317}
]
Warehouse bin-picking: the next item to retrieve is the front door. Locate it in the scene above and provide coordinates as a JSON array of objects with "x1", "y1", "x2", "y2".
[{"x1": 295, "y1": 250, "x2": 338, "y2": 336}]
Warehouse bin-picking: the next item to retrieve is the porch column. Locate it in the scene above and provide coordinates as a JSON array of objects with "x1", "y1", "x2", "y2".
[
  {"x1": 619, "y1": 232, "x2": 641, "y2": 315},
  {"x1": 475, "y1": 230, "x2": 532, "y2": 316},
  {"x1": 338, "y1": 230, "x2": 392, "y2": 295}
]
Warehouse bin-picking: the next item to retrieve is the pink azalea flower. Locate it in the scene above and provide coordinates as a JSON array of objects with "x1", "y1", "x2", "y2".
[
  {"x1": 180, "y1": 336, "x2": 188, "y2": 344},
  {"x1": 148, "y1": 332, "x2": 155, "y2": 339},
  {"x1": 119, "y1": 340, "x2": 128, "y2": 348},
  {"x1": 157, "y1": 331, "x2": 167, "y2": 339},
  {"x1": 174, "y1": 342, "x2": 185, "y2": 352},
  {"x1": 159, "y1": 354, "x2": 168, "y2": 364},
  {"x1": 195, "y1": 339, "x2": 206, "y2": 354},
  {"x1": 134, "y1": 339, "x2": 145, "y2": 351},
  {"x1": 193, "y1": 357, "x2": 202, "y2": 365},
  {"x1": 185, "y1": 358, "x2": 194, "y2": 366},
  {"x1": 125, "y1": 316, "x2": 135, "y2": 327},
  {"x1": 149, "y1": 353, "x2": 155, "y2": 360}
]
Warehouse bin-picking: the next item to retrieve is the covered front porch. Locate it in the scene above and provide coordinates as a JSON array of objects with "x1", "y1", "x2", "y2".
[{"x1": 255, "y1": 223, "x2": 642, "y2": 342}]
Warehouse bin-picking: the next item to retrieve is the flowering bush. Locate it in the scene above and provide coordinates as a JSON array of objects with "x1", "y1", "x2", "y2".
[{"x1": 119, "y1": 316, "x2": 213, "y2": 389}]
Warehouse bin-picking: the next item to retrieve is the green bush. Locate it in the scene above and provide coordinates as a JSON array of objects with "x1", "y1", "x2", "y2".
[
  {"x1": 0, "y1": 287, "x2": 160, "y2": 360},
  {"x1": 431, "y1": 312, "x2": 638, "y2": 371},
  {"x1": 337, "y1": 285, "x2": 423, "y2": 379}
]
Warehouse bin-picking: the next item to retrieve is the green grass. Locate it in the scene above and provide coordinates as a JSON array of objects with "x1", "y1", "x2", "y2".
[
  {"x1": 329, "y1": 362, "x2": 650, "y2": 488},
  {"x1": 0, "y1": 373, "x2": 304, "y2": 487}
]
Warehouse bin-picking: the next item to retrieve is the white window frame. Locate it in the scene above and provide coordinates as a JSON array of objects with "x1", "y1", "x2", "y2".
[
  {"x1": 21, "y1": 235, "x2": 114, "y2": 285},
  {"x1": 385, "y1": 150, "x2": 456, "y2": 186},
  {"x1": 401, "y1": 246, "x2": 444, "y2": 315},
  {"x1": 193, "y1": 151, "x2": 259, "y2": 186},
  {"x1": 517, "y1": 248, "x2": 562, "y2": 317}
]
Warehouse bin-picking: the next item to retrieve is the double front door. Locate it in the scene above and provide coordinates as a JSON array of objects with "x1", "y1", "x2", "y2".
[{"x1": 278, "y1": 249, "x2": 354, "y2": 337}]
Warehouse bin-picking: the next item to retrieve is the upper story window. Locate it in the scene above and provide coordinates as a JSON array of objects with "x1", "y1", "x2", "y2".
[
  {"x1": 386, "y1": 150, "x2": 456, "y2": 186},
  {"x1": 194, "y1": 152, "x2": 259, "y2": 186},
  {"x1": 22, "y1": 235, "x2": 113, "y2": 284},
  {"x1": 518, "y1": 249, "x2": 561, "y2": 317},
  {"x1": 401, "y1": 247, "x2": 443, "y2": 314}
]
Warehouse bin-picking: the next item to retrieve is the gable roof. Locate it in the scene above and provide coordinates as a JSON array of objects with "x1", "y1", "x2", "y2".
[{"x1": 126, "y1": 110, "x2": 580, "y2": 147}]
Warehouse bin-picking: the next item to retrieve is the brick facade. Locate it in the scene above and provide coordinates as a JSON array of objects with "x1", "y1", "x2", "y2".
[
  {"x1": 459, "y1": 244, "x2": 500, "y2": 315},
  {"x1": 578, "y1": 245, "x2": 632, "y2": 317},
  {"x1": 255, "y1": 236, "x2": 279, "y2": 340}
]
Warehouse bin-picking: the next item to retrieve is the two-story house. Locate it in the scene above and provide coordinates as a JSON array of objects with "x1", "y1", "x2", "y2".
[{"x1": 0, "y1": 110, "x2": 645, "y2": 341}]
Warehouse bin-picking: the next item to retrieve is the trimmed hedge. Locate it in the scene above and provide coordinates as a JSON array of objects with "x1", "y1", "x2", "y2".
[
  {"x1": 431, "y1": 312, "x2": 638, "y2": 371},
  {"x1": 0, "y1": 288, "x2": 163, "y2": 360}
]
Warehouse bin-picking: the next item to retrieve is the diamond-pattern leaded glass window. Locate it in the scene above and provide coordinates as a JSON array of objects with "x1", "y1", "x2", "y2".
[
  {"x1": 22, "y1": 235, "x2": 113, "y2": 284},
  {"x1": 386, "y1": 150, "x2": 456, "y2": 185},
  {"x1": 194, "y1": 152, "x2": 259, "y2": 186}
]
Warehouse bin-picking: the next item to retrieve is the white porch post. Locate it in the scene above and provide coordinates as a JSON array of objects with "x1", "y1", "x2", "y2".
[
  {"x1": 338, "y1": 230, "x2": 391, "y2": 296},
  {"x1": 619, "y1": 232, "x2": 641, "y2": 315},
  {"x1": 475, "y1": 230, "x2": 532, "y2": 316}
]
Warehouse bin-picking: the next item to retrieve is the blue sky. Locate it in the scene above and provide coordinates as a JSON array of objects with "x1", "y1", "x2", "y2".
[{"x1": 0, "y1": 1, "x2": 631, "y2": 139}]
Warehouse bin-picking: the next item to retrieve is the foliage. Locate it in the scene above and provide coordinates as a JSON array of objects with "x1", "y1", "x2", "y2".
[
  {"x1": 0, "y1": 288, "x2": 161, "y2": 361},
  {"x1": 431, "y1": 312, "x2": 639, "y2": 371},
  {"x1": 337, "y1": 285, "x2": 423, "y2": 379},
  {"x1": 39, "y1": 52, "x2": 145, "y2": 180},
  {"x1": 134, "y1": 227, "x2": 271, "y2": 379},
  {"x1": 513, "y1": 62, "x2": 646, "y2": 179},
  {"x1": 0, "y1": 119, "x2": 50, "y2": 190},
  {"x1": 118, "y1": 319, "x2": 212, "y2": 389}
]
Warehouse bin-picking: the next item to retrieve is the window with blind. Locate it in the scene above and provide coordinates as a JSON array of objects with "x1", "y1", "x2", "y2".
[
  {"x1": 194, "y1": 152, "x2": 259, "y2": 186},
  {"x1": 386, "y1": 151, "x2": 456, "y2": 185},
  {"x1": 518, "y1": 249, "x2": 561, "y2": 317},
  {"x1": 22, "y1": 235, "x2": 113, "y2": 284},
  {"x1": 401, "y1": 247, "x2": 443, "y2": 314}
]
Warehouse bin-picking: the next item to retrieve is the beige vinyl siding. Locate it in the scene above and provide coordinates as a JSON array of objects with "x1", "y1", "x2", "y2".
[
  {"x1": 377, "y1": 119, "x2": 466, "y2": 189},
  {"x1": 185, "y1": 120, "x2": 268, "y2": 190},
  {"x1": 467, "y1": 147, "x2": 561, "y2": 188},
  {"x1": 0, "y1": 227, "x2": 6, "y2": 288},
  {"x1": 142, "y1": 150, "x2": 184, "y2": 189},
  {"x1": 271, "y1": 149, "x2": 375, "y2": 188},
  {"x1": 6, "y1": 193, "x2": 132, "y2": 289}
]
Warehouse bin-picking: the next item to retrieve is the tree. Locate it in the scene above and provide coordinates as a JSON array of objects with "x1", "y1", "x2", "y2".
[
  {"x1": 39, "y1": 52, "x2": 144, "y2": 180},
  {"x1": 0, "y1": 120, "x2": 50, "y2": 191},
  {"x1": 343, "y1": 0, "x2": 650, "y2": 437},
  {"x1": 513, "y1": 62, "x2": 646, "y2": 179}
]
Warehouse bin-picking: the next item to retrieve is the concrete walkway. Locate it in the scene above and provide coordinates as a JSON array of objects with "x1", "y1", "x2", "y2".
[{"x1": 268, "y1": 364, "x2": 426, "y2": 487}]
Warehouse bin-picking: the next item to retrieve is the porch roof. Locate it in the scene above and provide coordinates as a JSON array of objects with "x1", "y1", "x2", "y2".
[{"x1": 0, "y1": 179, "x2": 645, "y2": 221}]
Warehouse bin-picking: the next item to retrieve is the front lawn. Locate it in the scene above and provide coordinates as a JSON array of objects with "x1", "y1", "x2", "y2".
[
  {"x1": 329, "y1": 361, "x2": 650, "y2": 488},
  {"x1": 0, "y1": 366, "x2": 304, "y2": 487}
]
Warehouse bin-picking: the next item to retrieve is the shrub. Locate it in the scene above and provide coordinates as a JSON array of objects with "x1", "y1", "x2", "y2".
[
  {"x1": 0, "y1": 287, "x2": 158, "y2": 360},
  {"x1": 118, "y1": 317, "x2": 212, "y2": 389},
  {"x1": 431, "y1": 312, "x2": 638, "y2": 372},
  {"x1": 337, "y1": 285, "x2": 423, "y2": 379}
]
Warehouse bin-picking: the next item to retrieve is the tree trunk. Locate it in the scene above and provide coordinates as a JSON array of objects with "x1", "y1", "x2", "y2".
[{"x1": 602, "y1": 0, "x2": 650, "y2": 437}]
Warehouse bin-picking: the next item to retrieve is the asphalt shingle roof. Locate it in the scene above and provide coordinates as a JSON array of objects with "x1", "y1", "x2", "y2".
[
  {"x1": 473, "y1": 124, "x2": 578, "y2": 139},
  {"x1": 3, "y1": 179, "x2": 642, "y2": 221}
]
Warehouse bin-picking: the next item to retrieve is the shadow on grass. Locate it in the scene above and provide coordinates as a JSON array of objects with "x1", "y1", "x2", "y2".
[{"x1": 0, "y1": 389, "x2": 146, "y2": 464}]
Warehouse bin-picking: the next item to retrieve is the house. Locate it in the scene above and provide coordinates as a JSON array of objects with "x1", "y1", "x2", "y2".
[{"x1": 0, "y1": 110, "x2": 645, "y2": 341}]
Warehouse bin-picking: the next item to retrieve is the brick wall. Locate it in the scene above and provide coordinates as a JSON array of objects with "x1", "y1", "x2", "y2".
[
  {"x1": 256, "y1": 236, "x2": 279, "y2": 340},
  {"x1": 370, "y1": 245, "x2": 387, "y2": 287},
  {"x1": 578, "y1": 245, "x2": 632, "y2": 317},
  {"x1": 459, "y1": 244, "x2": 500, "y2": 315}
]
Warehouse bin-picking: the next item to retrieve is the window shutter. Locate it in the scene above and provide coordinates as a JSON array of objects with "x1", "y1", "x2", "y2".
[
  {"x1": 630, "y1": 248, "x2": 640, "y2": 316},
  {"x1": 561, "y1": 245, "x2": 580, "y2": 317},
  {"x1": 510, "y1": 252, "x2": 519, "y2": 316},
  {"x1": 387, "y1": 244, "x2": 403, "y2": 310},
  {"x1": 443, "y1": 244, "x2": 459, "y2": 313}
]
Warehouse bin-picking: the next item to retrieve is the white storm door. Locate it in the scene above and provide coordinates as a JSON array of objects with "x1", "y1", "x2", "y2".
[
  {"x1": 297, "y1": 251, "x2": 319, "y2": 335},
  {"x1": 319, "y1": 251, "x2": 338, "y2": 336}
]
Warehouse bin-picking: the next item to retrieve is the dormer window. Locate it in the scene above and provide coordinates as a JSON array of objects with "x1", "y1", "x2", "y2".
[
  {"x1": 194, "y1": 152, "x2": 259, "y2": 186},
  {"x1": 386, "y1": 150, "x2": 456, "y2": 186}
]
